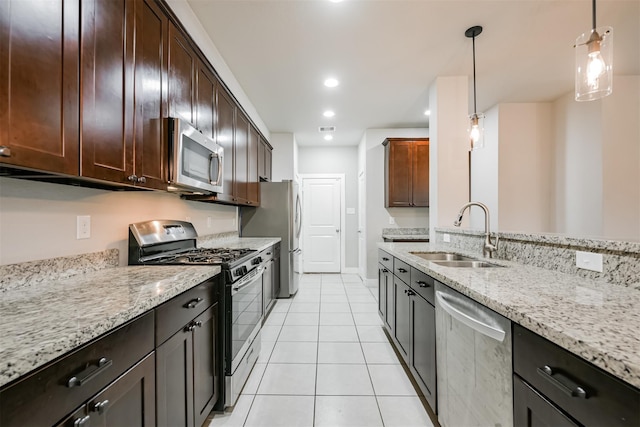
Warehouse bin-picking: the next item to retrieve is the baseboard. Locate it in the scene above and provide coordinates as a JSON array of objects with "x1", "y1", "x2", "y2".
[{"x1": 341, "y1": 267, "x2": 359, "y2": 274}]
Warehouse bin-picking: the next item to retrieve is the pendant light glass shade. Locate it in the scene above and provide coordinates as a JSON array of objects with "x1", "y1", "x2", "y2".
[
  {"x1": 468, "y1": 113, "x2": 485, "y2": 151},
  {"x1": 575, "y1": 0, "x2": 613, "y2": 101},
  {"x1": 575, "y1": 27, "x2": 613, "y2": 101}
]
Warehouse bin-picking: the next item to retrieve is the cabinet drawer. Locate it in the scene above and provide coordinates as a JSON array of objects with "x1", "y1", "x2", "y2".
[
  {"x1": 0, "y1": 311, "x2": 154, "y2": 427},
  {"x1": 513, "y1": 324, "x2": 640, "y2": 427},
  {"x1": 378, "y1": 250, "x2": 393, "y2": 271},
  {"x1": 393, "y1": 258, "x2": 410, "y2": 284},
  {"x1": 155, "y1": 277, "x2": 219, "y2": 345},
  {"x1": 410, "y1": 267, "x2": 434, "y2": 305}
]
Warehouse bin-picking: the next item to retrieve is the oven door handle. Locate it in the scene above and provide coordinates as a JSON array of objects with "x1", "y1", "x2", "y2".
[{"x1": 232, "y1": 266, "x2": 264, "y2": 295}]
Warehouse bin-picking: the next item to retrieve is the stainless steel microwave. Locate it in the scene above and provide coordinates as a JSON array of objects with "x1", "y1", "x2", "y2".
[{"x1": 167, "y1": 118, "x2": 223, "y2": 194}]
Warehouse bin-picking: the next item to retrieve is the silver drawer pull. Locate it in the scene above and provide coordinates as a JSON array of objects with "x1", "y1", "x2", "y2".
[
  {"x1": 397, "y1": 268, "x2": 407, "y2": 273},
  {"x1": 67, "y1": 357, "x2": 113, "y2": 388},
  {"x1": 184, "y1": 297, "x2": 203, "y2": 309},
  {"x1": 416, "y1": 281, "x2": 429, "y2": 288},
  {"x1": 537, "y1": 365, "x2": 588, "y2": 399},
  {"x1": 0, "y1": 146, "x2": 11, "y2": 157}
]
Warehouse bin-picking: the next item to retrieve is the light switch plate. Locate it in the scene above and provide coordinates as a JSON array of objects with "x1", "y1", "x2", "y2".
[
  {"x1": 388, "y1": 217, "x2": 395, "y2": 225},
  {"x1": 443, "y1": 233, "x2": 451, "y2": 243},
  {"x1": 576, "y1": 251, "x2": 603, "y2": 273}
]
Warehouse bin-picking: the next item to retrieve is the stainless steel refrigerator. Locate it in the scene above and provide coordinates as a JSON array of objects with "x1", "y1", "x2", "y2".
[{"x1": 240, "y1": 180, "x2": 301, "y2": 297}]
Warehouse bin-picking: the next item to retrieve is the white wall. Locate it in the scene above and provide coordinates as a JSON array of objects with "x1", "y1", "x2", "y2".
[
  {"x1": 471, "y1": 103, "x2": 553, "y2": 233},
  {"x1": 297, "y1": 147, "x2": 359, "y2": 269},
  {"x1": 0, "y1": 178, "x2": 237, "y2": 266},
  {"x1": 428, "y1": 77, "x2": 470, "y2": 242},
  {"x1": 361, "y1": 128, "x2": 429, "y2": 279},
  {"x1": 270, "y1": 133, "x2": 296, "y2": 182}
]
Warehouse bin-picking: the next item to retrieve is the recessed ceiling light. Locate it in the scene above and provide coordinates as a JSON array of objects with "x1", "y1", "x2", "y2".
[
  {"x1": 424, "y1": 110, "x2": 431, "y2": 116},
  {"x1": 323, "y1": 110, "x2": 335, "y2": 118},
  {"x1": 328, "y1": 0, "x2": 343, "y2": 3},
  {"x1": 324, "y1": 78, "x2": 339, "y2": 88},
  {"x1": 324, "y1": 135, "x2": 334, "y2": 141}
]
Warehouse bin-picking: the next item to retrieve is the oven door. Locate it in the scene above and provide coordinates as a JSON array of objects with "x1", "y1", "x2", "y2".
[
  {"x1": 168, "y1": 118, "x2": 224, "y2": 194},
  {"x1": 229, "y1": 265, "x2": 263, "y2": 372}
]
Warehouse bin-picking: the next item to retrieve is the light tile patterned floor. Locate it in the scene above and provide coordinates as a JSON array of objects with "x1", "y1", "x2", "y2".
[{"x1": 208, "y1": 273, "x2": 434, "y2": 427}]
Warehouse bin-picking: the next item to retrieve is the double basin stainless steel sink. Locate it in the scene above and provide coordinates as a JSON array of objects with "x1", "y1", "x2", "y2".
[{"x1": 409, "y1": 252, "x2": 503, "y2": 268}]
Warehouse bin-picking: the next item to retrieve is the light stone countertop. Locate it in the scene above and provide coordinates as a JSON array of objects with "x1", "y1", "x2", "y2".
[
  {"x1": 378, "y1": 242, "x2": 640, "y2": 390},
  {"x1": 0, "y1": 265, "x2": 221, "y2": 389},
  {"x1": 0, "y1": 237, "x2": 281, "y2": 389}
]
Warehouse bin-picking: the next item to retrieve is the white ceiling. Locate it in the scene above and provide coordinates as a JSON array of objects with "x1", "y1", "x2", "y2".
[{"x1": 187, "y1": 0, "x2": 640, "y2": 146}]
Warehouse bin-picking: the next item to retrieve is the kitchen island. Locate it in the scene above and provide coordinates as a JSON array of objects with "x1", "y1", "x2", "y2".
[{"x1": 378, "y1": 241, "x2": 640, "y2": 390}]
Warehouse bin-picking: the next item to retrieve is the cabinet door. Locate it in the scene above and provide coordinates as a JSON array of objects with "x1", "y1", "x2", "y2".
[
  {"x1": 393, "y1": 278, "x2": 410, "y2": 359},
  {"x1": 193, "y1": 305, "x2": 218, "y2": 427},
  {"x1": 386, "y1": 140, "x2": 413, "y2": 207},
  {"x1": 0, "y1": 0, "x2": 79, "y2": 175},
  {"x1": 87, "y1": 353, "x2": 156, "y2": 427},
  {"x1": 385, "y1": 269, "x2": 394, "y2": 332},
  {"x1": 133, "y1": 0, "x2": 168, "y2": 190},
  {"x1": 247, "y1": 126, "x2": 260, "y2": 205},
  {"x1": 196, "y1": 63, "x2": 216, "y2": 140},
  {"x1": 56, "y1": 353, "x2": 156, "y2": 427},
  {"x1": 215, "y1": 86, "x2": 235, "y2": 203},
  {"x1": 378, "y1": 265, "x2": 386, "y2": 320},
  {"x1": 263, "y1": 260, "x2": 273, "y2": 316},
  {"x1": 157, "y1": 327, "x2": 194, "y2": 427},
  {"x1": 80, "y1": 0, "x2": 135, "y2": 183},
  {"x1": 411, "y1": 295, "x2": 436, "y2": 410},
  {"x1": 168, "y1": 21, "x2": 196, "y2": 124},
  {"x1": 258, "y1": 138, "x2": 266, "y2": 180},
  {"x1": 265, "y1": 144, "x2": 272, "y2": 181},
  {"x1": 272, "y1": 256, "x2": 281, "y2": 300},
  {"x1": 412, "y1": 140, "x2": 430, "y2": 206},
  {"x1": 514, "y1": 375, "x2": 579, "y2": 427},
  {"x1": 234, "y1": 111, "x2": 249, "y2": 204}
]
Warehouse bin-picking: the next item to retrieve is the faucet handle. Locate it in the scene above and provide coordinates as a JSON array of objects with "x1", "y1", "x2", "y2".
[{"x1": 493, "y1": 234, "x2": 500, "y2": 249}]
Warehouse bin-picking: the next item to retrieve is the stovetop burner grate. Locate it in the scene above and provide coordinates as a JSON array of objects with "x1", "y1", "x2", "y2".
[{"x1": 146, "y1": 247, "x2": 256, "y2": 266}]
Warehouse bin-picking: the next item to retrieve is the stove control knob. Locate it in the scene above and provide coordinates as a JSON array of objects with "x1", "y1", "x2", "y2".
[
  {"x1": 242, "y1": 266, "x2": 248, "y2": 275},
  {"x1": 252, "y1": 257, "x2": 262, "y2": 265},
  {"x1": 235, "y1": 268, "x2": 243, "y2": 276}
]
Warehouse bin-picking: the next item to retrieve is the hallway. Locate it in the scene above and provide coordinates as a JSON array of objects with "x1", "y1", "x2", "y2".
[{"x1": 209, "y1": 273, "x2": 434, "y2": 427}]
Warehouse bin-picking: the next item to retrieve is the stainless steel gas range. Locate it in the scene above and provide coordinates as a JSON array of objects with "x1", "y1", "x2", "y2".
[{"x1": 128, "y1": 219, "x2": 263, "y2": 408}]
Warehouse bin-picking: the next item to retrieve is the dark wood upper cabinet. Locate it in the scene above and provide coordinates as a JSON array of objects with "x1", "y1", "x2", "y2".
[
  {"x1": 196, "y1": 63, "x2": 216, "y2": 140},
  {"x1": 168, "y1": 21, "x2": 196, "y2": 124},
  {"x1": 383, "y1": 138, "x2": 430, "y2": 207},
  {"x1": 247, "y1": 126, "x2": 259, "y2": 205},
  {"x1": 0, "y1": 0, "x2": 80, "y2": 175},
  {"x1": 133, "y1": 0, "x2": 169, "y2": 190},
  {"x1": 80, "y1": 0, "x2": 135, "y2": 183},
  {"x1": 258, "y1": 136, "x2": 272, "y2": 182},
  {"x1": 234, "y1": 111, "x2": 249, "y2": 204},
  {"x1": 215, "y1": 86, "x2": 236, "y2": 203}
]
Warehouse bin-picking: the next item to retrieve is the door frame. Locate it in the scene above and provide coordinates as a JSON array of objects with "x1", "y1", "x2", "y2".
[{"x1": 299, "y1": 173, "x2": 346, "y2": 274}]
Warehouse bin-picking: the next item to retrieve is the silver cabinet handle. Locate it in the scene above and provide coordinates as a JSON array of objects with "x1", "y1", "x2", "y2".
[
  {"x1": 0, "y1": 146, "x2": 11, "y2": 157},
  {"x1": 92, "y1": 399, "x2": 110, "y2": 414},
  {"x1": 136, "y1": 176, "x2": 146, "y2": 184},
  {"x1": 74, "y1": 415, "x2": 91, "y2": 426},
  {"x1": 436, "y1": 291, "x2": 506, "y2": 342},
  {"x1": 67, "y1": 358, "x2": 113, "y2": 388},
  {"x1": 537, "y1": 366, "x2": 588, "y2": 399},
  {"x1": 127, "y1": 175, "x2": 138, "y2": 182}
]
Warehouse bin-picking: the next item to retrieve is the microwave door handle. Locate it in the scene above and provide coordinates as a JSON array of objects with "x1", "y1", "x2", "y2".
[
  {"x1": 208, "y1": 153, "x2": 222, "y2": 186},
  {"x1": 216, "y1": 154, "x2": 223, "y2": 185}
]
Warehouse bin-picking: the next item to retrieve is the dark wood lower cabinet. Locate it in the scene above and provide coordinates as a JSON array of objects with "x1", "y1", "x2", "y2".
[
  {"x1": 514, "y1": 375, "x2": 579, "y2": 427},
  {"x1": 411, "y1": 294, "x2": 436, "y2": 410},
  {"x1": 156, "y1": 303, "x2": 219, "y2": 427},
  {"x1": 378, "y1": 264, "x2": 394, "y2": 333},
  {"x1": 394, "y1": 278, "x2": 411, "y2": 358},
  {"x1": 56, "y1": 352, "x2": 156, "y2": 427}
]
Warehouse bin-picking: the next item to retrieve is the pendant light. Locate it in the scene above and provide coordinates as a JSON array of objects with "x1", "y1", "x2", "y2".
[
  {"x1": 575, "y1": 0, "x2": 613, "y2": 101},
  {"x1": 466, "y1": 25, "x2": 484, "y2": 151}
]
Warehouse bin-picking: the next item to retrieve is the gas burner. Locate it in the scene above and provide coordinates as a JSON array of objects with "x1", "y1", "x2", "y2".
[{"x1": 146, "y1": 248, "x2": 257, "y2": 266}]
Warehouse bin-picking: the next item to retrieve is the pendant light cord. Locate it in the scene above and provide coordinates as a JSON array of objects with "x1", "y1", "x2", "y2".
[
  {"x1": 472, "y1": 35, "x2": 477, "y2": 115},
  {"x1": 592, "y1": 0, "x2": 596, "y2": 30}
]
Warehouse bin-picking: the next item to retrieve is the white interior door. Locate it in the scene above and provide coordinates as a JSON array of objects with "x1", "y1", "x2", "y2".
[
  {"x1": 302, "y1": 177, "x2": 341, "y2": 273},
  {"x1": 358, "y1": 171, "x2": 366, "y2": 279}
]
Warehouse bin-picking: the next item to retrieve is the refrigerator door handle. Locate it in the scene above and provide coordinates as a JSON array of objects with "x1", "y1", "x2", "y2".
[{"x1": 295, "y1": 194, "x2": 302, "y2": 238}]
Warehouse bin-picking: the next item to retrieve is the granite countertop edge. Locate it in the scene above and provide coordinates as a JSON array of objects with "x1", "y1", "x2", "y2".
[
  {"x1": 378, "y1": 242, "x2": 640, "y2": 390},
  {"x1": 0, "y1": 237, "x2": 281, "y2": 389}
]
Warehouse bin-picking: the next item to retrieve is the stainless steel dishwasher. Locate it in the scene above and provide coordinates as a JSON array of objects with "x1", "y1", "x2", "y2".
[{"x1": 435, "y1": 282, "x2": 513, "y2": 427}]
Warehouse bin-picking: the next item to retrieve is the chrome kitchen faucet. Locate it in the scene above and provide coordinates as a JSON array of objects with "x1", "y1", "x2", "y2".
[{"x1": 454, "y1": 202, "x2": 499, "y2": 258}]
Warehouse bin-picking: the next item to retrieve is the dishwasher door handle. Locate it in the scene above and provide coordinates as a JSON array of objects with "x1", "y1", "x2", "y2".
[{"x1": 436, "y1": 291, "x2": 506, "y2": 342}]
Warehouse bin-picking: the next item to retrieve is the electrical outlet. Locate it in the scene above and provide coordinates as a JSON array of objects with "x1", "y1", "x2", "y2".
[
  {"x1": 207, "y1": 216, "x2": 213, "y2": 228},
  {"x1": 576, "y1": 251, "x2": 603, "y2": 272},
  {"x1": 443, "y1": 233, "x2": 451, "y2": 243},
  {"x1": 388, "y1": 217, "x2": 395, "y2": 225},
  {"x1": 77, "y1": 215, "x2": 91, "y2": 239}
]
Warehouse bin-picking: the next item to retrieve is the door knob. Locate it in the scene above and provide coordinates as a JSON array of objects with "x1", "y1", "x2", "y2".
[{"x1": 336, "y1": 229, "x2": 340, "y2": 233}]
